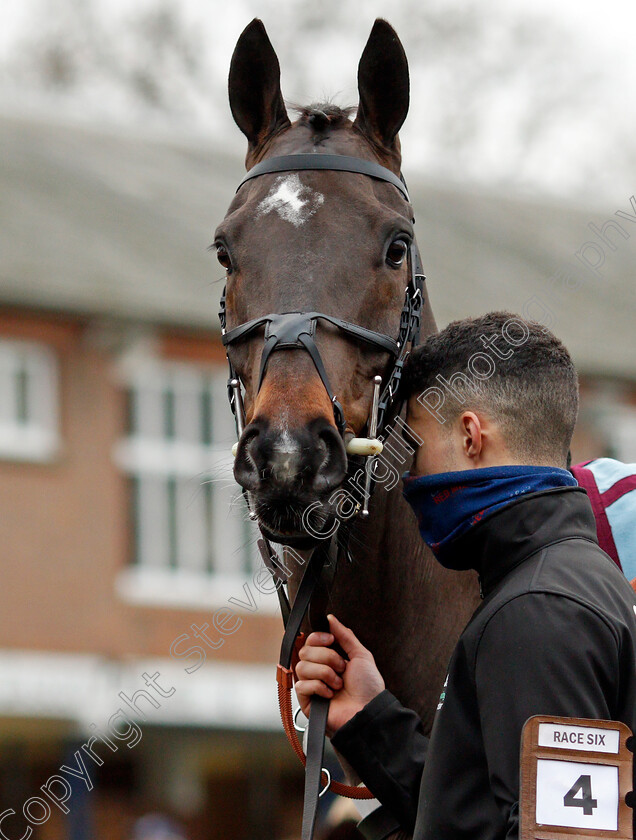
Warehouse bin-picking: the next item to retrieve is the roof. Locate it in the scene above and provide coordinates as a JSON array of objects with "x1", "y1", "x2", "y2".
[
  {"x1": 1, "y1": 113, "x2": 634, "y2": 377},
  {"x1": 0, "y1": 113, "x2": 242, "y2": 332}
]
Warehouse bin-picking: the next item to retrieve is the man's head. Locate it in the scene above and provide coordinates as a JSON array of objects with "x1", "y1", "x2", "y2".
[{"x1": 401, "y1": 312, "x2": 579, "y2": 475}]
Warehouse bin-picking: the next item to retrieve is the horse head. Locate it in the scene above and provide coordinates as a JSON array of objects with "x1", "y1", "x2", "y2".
[{"x1": 216, "y1": 18, "x2": 433, "y2": 546}]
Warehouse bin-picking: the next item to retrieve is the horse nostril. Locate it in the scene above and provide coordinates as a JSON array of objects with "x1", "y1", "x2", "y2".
[
  {"x1": 233, "y1": 425, "x2": 262, "y2": 492},
  {"x1": 313, "y1": 423, "x2": 347, "y2": 493}
]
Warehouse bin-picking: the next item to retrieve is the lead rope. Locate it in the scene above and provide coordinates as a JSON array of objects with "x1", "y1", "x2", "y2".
[{"x1": 267, "y1": 534, "x2": 374, "y2": 840}]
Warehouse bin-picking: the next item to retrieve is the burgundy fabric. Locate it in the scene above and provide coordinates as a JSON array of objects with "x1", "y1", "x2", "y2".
[
  {"x1": 600, "y1": 475, "x2": 636, "y2": 507},
  {"x1": 571, "y1": 463, "x2": 621, "y2": 568}
]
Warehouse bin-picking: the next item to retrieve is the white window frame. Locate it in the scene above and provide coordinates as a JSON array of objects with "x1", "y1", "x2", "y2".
[
  {"x1": 113, "y1": 357, "x2": 269, "y2": 611},
  {"x1": 0, "y1": 338, "x2": 60, "y2": 463}
]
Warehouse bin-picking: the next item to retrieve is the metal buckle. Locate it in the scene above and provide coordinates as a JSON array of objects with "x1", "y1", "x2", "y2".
[
  {"x1": 294, "y1": 706, "x2": 307, "y2": 733},
  {"x1": 318, "y1": 768, "x2": 332, "y2": 798}
]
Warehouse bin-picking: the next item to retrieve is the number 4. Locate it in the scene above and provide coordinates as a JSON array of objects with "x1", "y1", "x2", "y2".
[{"x1": 563, "y1": 774, "x2": 598, "y2": 816}]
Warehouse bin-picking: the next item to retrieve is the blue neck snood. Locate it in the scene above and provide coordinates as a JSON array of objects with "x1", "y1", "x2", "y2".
[{"x1": 402, "y1": 465, "x2": 578, "y2": 570}]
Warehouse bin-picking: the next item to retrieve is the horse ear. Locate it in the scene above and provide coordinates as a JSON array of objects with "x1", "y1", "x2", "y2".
[
  {"x1": 353, "y1": 19, "x2": 409, "y2": 149},
  {"x1": 229, "y1": 19, "x2": 291, "y2": 153}
]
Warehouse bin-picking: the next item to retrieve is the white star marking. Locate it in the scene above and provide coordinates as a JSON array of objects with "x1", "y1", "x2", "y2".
[{"x1": 257, "y1": 174, "x2": 324, "y2": 227}]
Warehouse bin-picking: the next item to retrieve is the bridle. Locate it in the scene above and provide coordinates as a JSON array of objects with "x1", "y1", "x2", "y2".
[
  {"x1": 218, "y1": 153, "x2": 427, "y2": 840},
  {"x1": 219, "y1": 153, "x2": 425, "y2": 446}
]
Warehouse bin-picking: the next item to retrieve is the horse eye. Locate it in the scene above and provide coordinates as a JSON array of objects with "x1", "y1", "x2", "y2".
[
  {"x1": 386, "y1": 239, "x2": 408, "y2": 268},
  {"x1": 216, "y1": 243, "x2": 233, "y2": 272}
]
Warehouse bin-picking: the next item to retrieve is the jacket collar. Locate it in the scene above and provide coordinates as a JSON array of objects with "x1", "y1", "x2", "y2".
[{"x1": 443, "y1": 486, "x2": 598, "y2": 598}]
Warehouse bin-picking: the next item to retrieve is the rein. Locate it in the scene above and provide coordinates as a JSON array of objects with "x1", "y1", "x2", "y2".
[{"x1": 219, "y1": 153, "x2": 426, "y2": 839}]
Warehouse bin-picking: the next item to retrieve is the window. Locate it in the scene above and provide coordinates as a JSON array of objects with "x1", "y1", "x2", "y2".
[
  {"x1": 114, "y1": 360, "x2": 262, "y2": 608},
  {"x1": 0, "y1": 339, "x2": 59, "y2": 462}
]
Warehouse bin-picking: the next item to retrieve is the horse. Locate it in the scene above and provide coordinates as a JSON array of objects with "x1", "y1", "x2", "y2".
[{"x1": 215, "y1": 17, "x2": 480, "y2": 838}]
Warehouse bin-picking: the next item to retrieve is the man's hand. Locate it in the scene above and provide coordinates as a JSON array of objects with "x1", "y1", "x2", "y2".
[{"x1": 294, "y1": 614, "x2": 385, "y2": 737}]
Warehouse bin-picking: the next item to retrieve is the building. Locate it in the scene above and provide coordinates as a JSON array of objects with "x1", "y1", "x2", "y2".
[
  {"x1": 0, "y1": 114, "x2": 304, "y2": 840},
  {"x1": 0, "y1": 112, "x2": 635, "y2": 840}
]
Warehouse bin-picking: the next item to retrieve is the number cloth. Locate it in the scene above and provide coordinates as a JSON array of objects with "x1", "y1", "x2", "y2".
[
  {"x1": 571, "y1": 458, "x2": 636, "y2": 582},
  {"x1": 331, "y1": 486, "x2": 636, "y2": 839}
]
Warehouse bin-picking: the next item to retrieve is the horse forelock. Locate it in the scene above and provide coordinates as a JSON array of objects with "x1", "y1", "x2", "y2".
[
  {"x1": 291, "y1": 102, "x2": 402, "y2": 173},
  {"x1": 245, "y1": 101, "x2": 402, "y2": 174},
  {"x1": 291, "y1": 102, "x2": 357, "y2": 129}
]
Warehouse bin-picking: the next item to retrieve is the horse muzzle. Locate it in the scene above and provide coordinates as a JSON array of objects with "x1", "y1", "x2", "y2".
[
  {"x1": 234, "y1": 415, "x2": 348, "y2": 498},
  {"x1": 233, "y1": 416, "x2": 347, "y2": 543}
]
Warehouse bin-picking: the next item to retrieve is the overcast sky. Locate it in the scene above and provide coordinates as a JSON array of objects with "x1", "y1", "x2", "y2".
[{"x1": 1, "y1": 0, "x2": 634, "y2": 205}]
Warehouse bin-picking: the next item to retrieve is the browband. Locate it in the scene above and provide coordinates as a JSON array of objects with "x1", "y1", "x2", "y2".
[{"x1": 236, "y1": 153, "x2": 411, "y2": 205}]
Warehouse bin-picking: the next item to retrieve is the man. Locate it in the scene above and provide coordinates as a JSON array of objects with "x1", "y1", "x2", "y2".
[{"x1": 295, "y1": 312, "x2": 636, "y2": 839}]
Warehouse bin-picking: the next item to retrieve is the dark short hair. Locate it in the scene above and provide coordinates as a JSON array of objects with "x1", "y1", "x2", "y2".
[{"x1": 401, "y1": 311, "x2": 579, "y2": 465}]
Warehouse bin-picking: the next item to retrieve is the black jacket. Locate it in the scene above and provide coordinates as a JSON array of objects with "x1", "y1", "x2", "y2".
[{"x1": 332, "y1": 487, "x2": 636, "y2": 839}]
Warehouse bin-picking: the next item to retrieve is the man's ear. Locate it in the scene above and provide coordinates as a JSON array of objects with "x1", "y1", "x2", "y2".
[
  {"x1": 353, "y1": 19, "x2": 410, "y2": 151},
  {"x1": 228, "y1": 19, "x2": 291, "y2": 157},
  {"x1": 461, "y1": 412, "x2": 484, "y2": 460}
]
